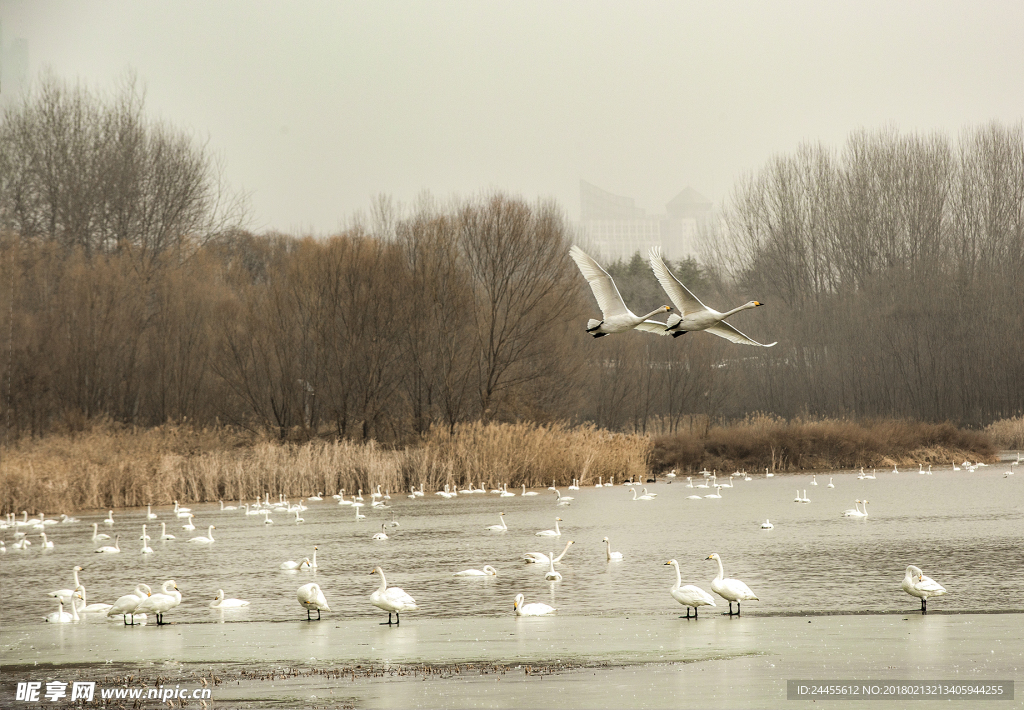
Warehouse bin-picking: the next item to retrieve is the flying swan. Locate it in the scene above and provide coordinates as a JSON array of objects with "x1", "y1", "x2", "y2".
[
  {"x1": 648, "y1": 246, "x2": 776, "y2": 346},
  {"x1": 569, "y1": 245, "x2": 672, "y2": 337}
]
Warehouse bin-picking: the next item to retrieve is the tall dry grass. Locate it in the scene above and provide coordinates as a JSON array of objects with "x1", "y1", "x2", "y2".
[
  {"x1": 0, "y1": 421, "x2": 651, "y2": 514},
  {"x1": 985, "y1": 416, "x2": 1024, "y2": 449},
  {"x1": 653, "y1": 414, "x2": 996, "y2": 473}
]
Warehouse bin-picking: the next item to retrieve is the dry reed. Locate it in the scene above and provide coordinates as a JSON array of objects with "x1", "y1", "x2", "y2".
[
  {"x1": 0, "y1": 421, "x2": 651, "y2": 514},
  {"x1": 985, "y1": 416, "x2": 1024, "y2": 449}
]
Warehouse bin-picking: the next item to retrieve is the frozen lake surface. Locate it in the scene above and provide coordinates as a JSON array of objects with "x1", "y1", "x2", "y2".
[{"x1": 2, "y1": 462, "x2": 1022, "y2": 707}]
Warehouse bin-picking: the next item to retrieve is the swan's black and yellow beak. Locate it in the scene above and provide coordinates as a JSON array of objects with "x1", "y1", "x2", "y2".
[
  {"x1": 663, "y1": 305, "x2": 672, "y2": 312},
  {"x1": 754, "y1": 301, "x2": 764, "y2": 306}
]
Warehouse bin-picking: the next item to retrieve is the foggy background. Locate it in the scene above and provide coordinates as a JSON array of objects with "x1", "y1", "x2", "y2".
[{"x1": 3, "y1": 1, "x2": 1022, "y2": 233}]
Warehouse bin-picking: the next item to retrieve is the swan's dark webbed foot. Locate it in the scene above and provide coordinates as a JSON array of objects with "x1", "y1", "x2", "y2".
[
  {"x1": 591, "y1": 332, "x2": 607, "y2": 338},
  {"x1": 671, "y1": 330, "x2": 688, "y2": 338},
  {"x1": 381, "y1": 612, "x2": 394, "y2": 625}
]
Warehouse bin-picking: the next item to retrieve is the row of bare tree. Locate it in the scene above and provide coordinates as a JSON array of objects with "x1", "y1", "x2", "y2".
[{"x1": 1, "y1": 74, "x2": 1020, "y2": 443}]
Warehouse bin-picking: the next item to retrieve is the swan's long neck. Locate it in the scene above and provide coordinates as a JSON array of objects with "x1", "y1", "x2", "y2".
[
  {"x1": 548, "y1": 555, "x2": 556, "y2": 574},
  {"x1": 554, "y1": 541, "x2": 571, "y2": 562},
  {"x1": 640, "y1": 306, "x2": 670, "y2": 320},
  {"x1": 714, "y1": 556, "x2": 725, "y2": 581},
  {"x1": 672, "y1": 561, "x2": 681, "y2": 590},
  {"x1": 312, "y1": 548, "x2": 317, "y2": 565},
  {"x1": 554, "y1": 519, "x2": 560, "y2": 535},
  {"x1": 70, "y1": 598, "x2": 80, "y2": 621},
  {"x1": 376, "y1": 569, "x2": 388, "y2": 593},
  {"x1": 720, "y1": 302, "x2": 758, "y2": 319},
  {"x1": 73, "y1": 568, "x2": 81, "y2": 587},
  {"x1": 501, "y1": 516, "x2": 507, "y2": 530},
  {"x1": 606, "y1": 539, "x2": 612, "y2": 558},
  {"x1": 208, "y1": 526, "x2": 215, "y2": 540},
  {"x1": 632, "y1": 489, "x2": 638, "y2": 500}
]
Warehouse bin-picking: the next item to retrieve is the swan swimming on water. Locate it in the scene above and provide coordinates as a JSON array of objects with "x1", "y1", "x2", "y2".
[
  {"x1": 544, "y1": 553, "x2": 562, "y2": 581},
  {"x1": 603, "y1": 536, "x2": 623, "y2": 560},
  {"x1": 453, "y1": 565, "x2": 498, "y2": 577},
  {"x1": 523, "y1": 540, "x2": 574, "y2": 566},
  {"x1": 95, "y1": 535, "x2": 121, "y2": 554},
  {"x1": 706, "y1": 553, "x2": 758, "y2": 615},
  {"x1": 513, "y1": 593, "x2": 555, "y2": 616},
  {"x1": 210, "y1": 589, "x2": 250, "y2": 608},
  {"x1": 536, "y1": 518, "x2": 563, "y2": 537},
  {"x1": 649, "y1": 246, "x2": 776, "y2": 346},
  {"x1": 486, "y1": 512, "x2": 508, "y2": 531},
  {"x1": 761, "y1": 519, "x2": 774, "y2": 529},
  {"x1": 569, "y1": 245, "x2": 672, "y2": 337},
  {"x1": 665, "y1": 560, "x2": 716, "y2": 618},
  {"x1": 902, "y1": 565, "x2": 946, "y2": 612}
]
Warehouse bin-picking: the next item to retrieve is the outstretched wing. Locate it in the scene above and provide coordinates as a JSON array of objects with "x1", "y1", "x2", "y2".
[
  {"x1": 705, "y1": 322, "x2": 777, "y2": 347},
  {"x1": 648, "y1": 246, "x2": 709, "y2": 317},
  {"x1": 633, "y1": 320, "x2": 674, "y2": 336},
  {"x1": 570, "y1": 245, "x2": 629, "y2": 319}
]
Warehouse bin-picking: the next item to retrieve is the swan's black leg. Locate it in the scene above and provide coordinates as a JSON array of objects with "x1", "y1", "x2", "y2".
[
  {"x1": 123, "y1": 614, "x2": 129, "y2": 626},
  {"x1": 381, "y1": 612, "x2": 393, "y2": 625},
  {"x1": 693, "y1": 607, "x2": 697, "y2": 619},
  {"x1": 921, "y1": 599, "x2": 927, "y2": 613},
  {"x1": 316, "y1": 608, "x2": 321, "y2": 620},
  {"x1": 736, "y1": 602, "x2": 741, "y2": 616},
  {"x1": 396, "y1": 613, "x2": 401, "y2": 625}
]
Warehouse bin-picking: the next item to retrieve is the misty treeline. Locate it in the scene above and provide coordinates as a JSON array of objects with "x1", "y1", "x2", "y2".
[{"x1": 1, "y1": 75, "x2": 1021, "y2": 447}]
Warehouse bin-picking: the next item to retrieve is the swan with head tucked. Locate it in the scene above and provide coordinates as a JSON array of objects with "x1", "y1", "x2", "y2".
[
  {"x1": 603, "y1": 536, "x2": 623, "y2": 560},
  {"x1": 369, "y1": 566, "x2": 418, "y2": 625},
  {"x1": 453, "y1": 565, "x2": 498, "y2": 577},
  {"x1": 706, "y1": 553, "x2": 758, "y2": 615},
  {"x1": 297, "y1": 582, "x2": 329, "y2": 620},
  {"x1": 570, "y1": 244, "x2": 672, "y2": 337},
  {"x1": 665, "y1": 560, "x2": 716, "y2": 618},
  {"x1": 486, "y1": 512, "x2": 508, "y2": 531},
  {"x1": 649, "y1": 246, "x2": 775, "y2": 346},
  {"x1": 188, "y1": 525, "x2": 216, "y2": 544},
  {"x1": 902, "y1": 565, "x2": 946, "y2": 612},
  {"x1": 210, "y1": 589, "x2": 250, "y2": 608},
  {"x1": 544, "y1": 553, "x2": 562, "y2": 581},
  {"x1": 536, "y1": 518, "x2": 562, "y2": 537},
  {"x1": 523, "y1": 540, "x2": 574, "y2": 566},
  {"x1": 106, "y1": 583, "x2": 152, "y2": 625},
  {"x1": 134, "y1": 580, "x2": 181, "y2": 625},
  {"x1": 513, "y1": 593, "x2": 555, "y2": 616}
]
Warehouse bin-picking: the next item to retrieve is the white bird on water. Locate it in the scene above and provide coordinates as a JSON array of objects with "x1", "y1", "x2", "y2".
[
  {"x1": 513, "y1": 593, "x2": 555, "y2": 616},
  {"x1": 486, "y1": 512, "x2": 508, "y2": 532},
  {"x1": 210, "y1": 589, "x2": 250, "y2": 608},
  {"x1": 95, "y1": 535, "x2": 120, "y2": 554},
  {"x1": 569, "y1": 244, "x2": 672, "y2": 337},
  {"x1": 188, "y1": 525, "x2": 216, "y2": 544},
  {"x1": 453, "y1": 565, "x2": 498, "y2": 577},
  {"x1": 901, "y1": 565, "x2": 946, "y2": 612},
  {"x1": 665, "y1": 560, "x2": 716, "y2": 618},
  {"x1": 523, "y1": 540, "x2": 574, "y2": 566},
  {"x1": 536, "y1": 518, "x2": 563, "y2": 537},
  {"x1": 603, "y1": 536, "x2": 623, "y2": 560},
  {"x1": 761, "y1": 519, "x2": 774, "y2": 529},
  {"x1": 706, "y1": 553, "x2": 758, "y2": 616},
  {"x1": 544, "y1": 553, "x2": 562, "y2": 581},
  {"x1": 648, "y1": 246, "x2": 776, "y2": 346}
]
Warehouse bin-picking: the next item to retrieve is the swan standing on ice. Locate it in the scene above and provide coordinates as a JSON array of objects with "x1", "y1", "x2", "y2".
[
  {"x1": 523, "y1": 540, "x2": 574, "y2": 566},
  {"x1": 569, "y1": 245, "x2": 672, "y2": 337},
  {"x1": 210, "y1": 589, "x2": 250, "y2": 608},
  {"x1": 536, "y1": 518, "x2": 563, "y2": 537},
  {"x1": 106, "y1": 583, "x2": 152, "y2": 625},
  {"x1": 513, "y1": 593, "x2": 555, "y2": 616},
  {"x1": 648, "y1": 246, "x2": 776, "y2": 346},
  {"x1": 453, "y1": 565, "x2": 498, "y2": 577},
  {"x1": 369, "y1": 566, "x2": 418, "y2": 625},
  {"x1": 603, "y1": 536, "x2": 623, "y2": 560},
  {"x1": 706, "y1": 553, "x2": 758, "y2": 616},
  {"x1": 188, "y1": 525, "x2": 216, "y2": 544},
  {"x1": 665, "y1": 560, "x2": 716, "y2": 618},
  {"x1": 486, "y1": 513, "x2": 508, "y2": 531},
  {"x1": 134, "y1": 580, "x2": 181, "y2": 625},
  {"x1": 297, "y1": 583, "x2": 329, "y2": 620},
  {"x1": 95, "y1": 535, "x2": 120, "y2": 553},
  {"x1": 902, "y1": 565, "x2": 946, "y2": 612},
  {"x1": 544, "y1": 553, "x2": 562, "y2": 581}
]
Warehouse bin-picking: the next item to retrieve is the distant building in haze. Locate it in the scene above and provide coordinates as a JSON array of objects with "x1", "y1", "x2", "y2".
[
  {"x1": 577, "y1": 180, "x2": 712, "y2": 262},
  {"x1": 0, "y1": 21, "x2": 29, "y2": 109}
]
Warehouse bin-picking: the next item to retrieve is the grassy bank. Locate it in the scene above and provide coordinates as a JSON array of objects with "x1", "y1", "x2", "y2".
[
  {"x1": 0, "y1": 421, "x2": 651, "y2": 514},
  {"x1": 652, "y1": 414, "x2": 997, "y2": 473}
]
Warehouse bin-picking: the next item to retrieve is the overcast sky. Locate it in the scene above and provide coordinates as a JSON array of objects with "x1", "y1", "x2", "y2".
[{"x1": 2, "y1": 1, "x2": 1022, "y2": 233}]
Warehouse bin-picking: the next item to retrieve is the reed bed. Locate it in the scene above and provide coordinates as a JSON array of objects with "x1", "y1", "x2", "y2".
[
  {"x1": 0, "y1": 421, "x2": 651, "y2": 514},
  {"x1": 985, "y1": 416, "x2": 1024, "y2": 450},
  {"x1": 652, "y1": 414, "x2": 996, "y2": 473}
]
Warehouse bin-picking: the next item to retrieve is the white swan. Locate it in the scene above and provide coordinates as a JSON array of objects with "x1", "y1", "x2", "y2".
[
  {"x1": 687, "y1": 493, "x2": 703, "y2": 500},
  {"x1": 827, "y1": 477, "x2": 835, "y2": 488},
  {"x1": 794, "y1": 489, "x2": 803, "y2": 502},
  {"x1": 665, "y1": 560, "x2": 716, "y2": 618},
  {"x1": 603, "y1": 536, "x2": 623, "y2": 560},
  {"x1": 95, "y1": 535, "x2": 120, "y2": 553},
  {"x1": 91, "y1": 523, "x2": 111, "y2": 542},
  {"x1": 369, "y1": 566, "x2": 418, "y2": 625},
  {"x1": 39, "y1": 532, "x2": 54, "y2": 549},
  {"x1": 454, "y1": 565, "x2": 498, "y2": 577},
  {"x1": 686, "y1": 477, "x2": 693, "y2": 488},
  {"x1": 486, "y1": 512, "x2": 508, "y2": 531},
  {"x1": 842, "y1": 500, "x2": 865, "y2": 517},
  {"x1": 902, "y1": 565, "x2": 946, "y2": 612},
  {"x1": 106, "y1": 583, "x2": 152, "y2": 625},
  {"x1": 765, "y1": 467, "x2": 774, "y2": 478},
  {"x1": 523, "y1": 540, "x2": 574, "y2": 566},
  {"x1": 182, "y1": 514, "x2": 196, "y2": 531},
  {"x1": 188, "y1": 525, "x2": 216, "y2": 544},
  {"x1": 140, "y1": 526, "x2": 153, "y2": 554},
  {"x1": 297, "y1": 582, "x2": 330, "y2": 620},
  {"x1": 146, "y1": 504, "x2": 157, "y2": 520},
  {"x1": 801, "y1": 489, "x2": 810, "y2": 503},
  {"x1": 74, "y1": 585, "x2": 114, "y2": 614},
  {"x1": 632, "y1": 488, "x2": 655, "y2": 501},
  {"x1": 810, "y1": 475, "x2": 818, "y2": 486},
  {"x1": 536, "y1": 518, "x2": 562, "y2": 537},
  {"x1": 570, "y1": 244, "x2": 672, "y2": 337},
  {"x1": 500, "y1": 484, "x2": 515, "y2": 497},
  {"x1": 703, "y1": 487, "x2": 722, "y2": 499},
  {"x1": 521, "y1": 484, "x2": 538, "y2": 497},
  {"x1": 649, "y1": 246, "x2": 776, "y2": 346},
  {"x1": 134, "y1": 580, "x2": 181, "y2": 625},
  {"x1": 50, "y1": 566, "x2": 85, "y2": 605},
  {"x1": 160, "y1": 522, "x2": 175, "y2": 540},
  {"x1": 45, "y1": 594, "x2": 82, "y2": 623},
  {"x1": 372, "y1": 524, "x2": 389, "y2": 540},
  {"x1": 354, "y1": 505, "x2": 365, "y2": 520},
  {"x1": 544, "y1": 552, "x2": 562, "y2": 581},
  {"x1": 761, "y1": 519, "x2": 774, "y2": 529},
  {"x1": 280, "y1": 556, "x2": 312, "y2": 571},
  {"x1": 513, "y1": 593, "x2": 555, "y2": 616},
  {"x1": 210, "y1": 589, "x2": 250, "y2": 608},
  {"x1": 706, "y1": 553, "x2": 758, "y2": 615},
  {"x1": 554, "y1": 489, "x2": 574, "y2": 501},
  {"x1": 174, "y1": 500, "x2": 192, "y2": 516},
  {"x1": 103, "y1": 510, "x2": 115, "y2": 525},
  {"x1": 220, "y1": 499, "x2": 238, "y2": 510}
]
